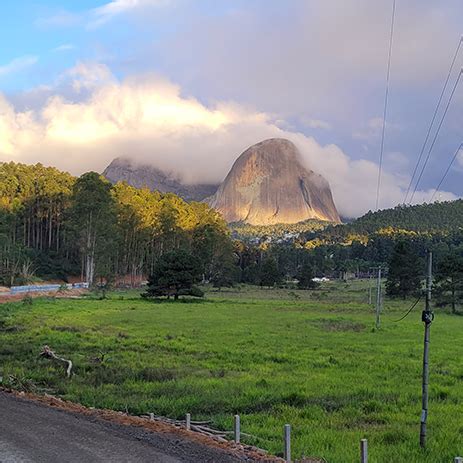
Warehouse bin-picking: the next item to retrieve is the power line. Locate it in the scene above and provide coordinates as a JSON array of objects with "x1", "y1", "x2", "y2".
[
  {"x1": 404, "y1": 37, "x2": 463, "y2": 204},
  {"x1": 430, "y1": 142, "x2": 463, "y2": 202},
  {"x1": 409, "y1": 68, "x2": 463, "y2": 204},
  {"x1": 375, "y1": 0, "x2": 397, "y2": 211},
  {"x1": 393, "y1": 295, "x2": 422, "y2": 322}
]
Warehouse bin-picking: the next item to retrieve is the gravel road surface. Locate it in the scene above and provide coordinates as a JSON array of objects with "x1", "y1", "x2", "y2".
[{"x1": 0, "y1": 391, "x2": 253, "y2": 463}]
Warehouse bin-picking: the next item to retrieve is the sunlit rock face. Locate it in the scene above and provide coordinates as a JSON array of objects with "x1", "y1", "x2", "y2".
[{"x1": 207, "y1": 138, "x2": 340, "y2": 225}]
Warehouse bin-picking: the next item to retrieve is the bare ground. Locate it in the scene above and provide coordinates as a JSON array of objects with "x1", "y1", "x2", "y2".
[
  {"x1": 0, "y1": 288, "x2": 87, "y2": 304},
  {"x1": 0, "y1": 390, "x2": 282, "y2": 463}
]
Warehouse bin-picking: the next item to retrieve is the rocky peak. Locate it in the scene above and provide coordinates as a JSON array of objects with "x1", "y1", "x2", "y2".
[
  {"x1": 207, "y1": 138, "x2": 340, "y2": 225},
  {"x1": 103, "y1": 158, "x2": 219, "y2": 202}
]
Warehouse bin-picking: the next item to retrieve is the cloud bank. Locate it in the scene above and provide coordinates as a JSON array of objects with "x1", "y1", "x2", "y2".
[
  {"x1": 0, "y1": 63, "x2": 457, "y2": 218},
  {"x1": 159, "y1": 0, "x2": 462, "y2": 123}
]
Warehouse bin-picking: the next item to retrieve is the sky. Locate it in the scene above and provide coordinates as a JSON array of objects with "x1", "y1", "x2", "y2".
[{"x1": 0, "y1": 0, "x2": 462, "y2": 218}]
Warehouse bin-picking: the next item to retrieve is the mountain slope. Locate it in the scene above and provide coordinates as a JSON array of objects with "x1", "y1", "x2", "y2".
[
  {"x1": 103, "y1": 158, "x2": 219, "y2": 202},
  {"x1": 207, "y1": 138, "x2": 340, "y2": 225},
  {"x1": 351, "y1": 201, "x2": 463, "y2": 232},
  {"x1": 307, "y1": 200, "x2": 463, "y2": 244}
]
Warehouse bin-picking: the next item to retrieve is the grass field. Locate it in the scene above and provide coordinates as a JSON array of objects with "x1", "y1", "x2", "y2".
[{"x1": 1, "y1": 281, "x2": 463, "y2": 462}]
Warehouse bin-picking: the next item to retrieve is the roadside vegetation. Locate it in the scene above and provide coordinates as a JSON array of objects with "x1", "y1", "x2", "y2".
[{"x1": 1, "y1": 282, "x2": 463, "y2": 462}]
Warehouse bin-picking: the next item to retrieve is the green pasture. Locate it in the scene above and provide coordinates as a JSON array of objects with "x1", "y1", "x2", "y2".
[{"x1": 1, "y1": 282, "x2": 462, "y2": 462}]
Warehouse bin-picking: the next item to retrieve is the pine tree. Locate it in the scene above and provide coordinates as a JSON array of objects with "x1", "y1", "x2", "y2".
[
  {"x1": 210, "y1": 248, "x2": 238, "y2": 290},
  {"x1": 260, "y1": 257, "x2": 281, "y2": 288},
  {"x1": 386, "y1": 241, "x2": 422, "y2": 298},
  {"x1": 143, "y1": 249, "x2": 203, "y2": 300},
  {"x1": 297, "y1": 262, "x2": 319, "y2": 289},
  {"x1": 435, "y1": 253, "x2": 463, "y2": 313},
  {"x1": 68, "y1": 172, "x2": 118, "y2": 286}
]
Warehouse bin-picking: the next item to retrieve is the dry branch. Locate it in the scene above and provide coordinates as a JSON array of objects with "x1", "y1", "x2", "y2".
[{"x1": 39, "y1": 345, "x2": 73, "y2": 378}]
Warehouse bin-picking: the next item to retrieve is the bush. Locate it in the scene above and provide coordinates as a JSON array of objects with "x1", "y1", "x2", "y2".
[{"x1": 143, "y1": 249, "x2": 202, "y2": 300}]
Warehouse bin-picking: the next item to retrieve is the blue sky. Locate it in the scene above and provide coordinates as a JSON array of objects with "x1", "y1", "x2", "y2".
[{"x1": 0, "y1": 0, "x2": 462, "y2": 217}]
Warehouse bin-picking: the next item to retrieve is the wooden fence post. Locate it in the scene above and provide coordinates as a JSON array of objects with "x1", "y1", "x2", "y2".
[
  {"x1": 234, "y1": 415, "x2": 240, "y2": 443},
  {"x1": 185, "y1": 413, "x2": 191, "y2": 430},
  {"x1": 284, "y1": 424, "x2": 291, "y2": 462},
  {"x1": 360, "y1": 438, "x2": 368, "y2": 463}
]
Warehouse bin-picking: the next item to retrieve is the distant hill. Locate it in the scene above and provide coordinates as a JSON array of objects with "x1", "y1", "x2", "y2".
[
  {"x1": 230, "y1": 201, "x2": 463, "y2": 244},
  {"x1": 310, "y1": 200, "x2": 463, "y2": 243},
  {"x1": 103, "y1": 158, "x2": 219, "y2": 202}
]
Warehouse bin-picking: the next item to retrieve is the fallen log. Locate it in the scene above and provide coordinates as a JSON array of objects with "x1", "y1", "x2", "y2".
[{"x1": 39, "y1": 345, "x2": 73, "y2": 378}]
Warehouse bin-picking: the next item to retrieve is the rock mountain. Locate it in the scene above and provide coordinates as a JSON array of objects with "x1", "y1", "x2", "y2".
[
  {"x1": 207, "y1": 138, "x2": 340, "y2": 225},
  {"x1": 103, "y1": 158, "x2": 218, "y2": 202},
  {"x1": 103, "y1": 138, "x2": 340, "y2": 225}
]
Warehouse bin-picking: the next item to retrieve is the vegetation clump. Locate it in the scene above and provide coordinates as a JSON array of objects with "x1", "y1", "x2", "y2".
[
  {"x1": 386, "y1": 241, "x2": 422, "y2": 298},
  {"x1": 296, "y1": 263, "x2": 319, "y2": 290},
  {"x1": 143, "y1": 249, "x2": 203, "y2": 300}
]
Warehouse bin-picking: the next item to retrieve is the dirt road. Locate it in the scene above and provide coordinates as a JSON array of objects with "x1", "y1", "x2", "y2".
[{"x1": 0, "y1": 391, "x2": 259, "y2": 462}]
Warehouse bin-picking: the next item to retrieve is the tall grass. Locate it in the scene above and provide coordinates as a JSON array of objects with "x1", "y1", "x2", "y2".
[{"x1": 1, "y1": 282, "x2": 462, "y2": 462}]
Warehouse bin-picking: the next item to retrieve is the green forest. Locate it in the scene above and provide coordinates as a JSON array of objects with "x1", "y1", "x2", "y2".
[
  {"x1": 1, "y1": 161, "x2": 463, "y2": 311},
  {"x1": 0, "y1": 162, "x2": 231, "y2": 287}
]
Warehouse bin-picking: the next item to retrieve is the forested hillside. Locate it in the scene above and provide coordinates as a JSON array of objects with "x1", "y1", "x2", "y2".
[
  {"x1": 2, "y1": 161, "x2": 463, "y2": 289},
  {"x1": 0, "y1": 162, "x2": 231, "y2": 286},
  {"x1": 319, "y1": 201, "x2": 463, "y2": 242},
  {"x1": 285, "y1": 200, "x2": 463, "y2": 279}
]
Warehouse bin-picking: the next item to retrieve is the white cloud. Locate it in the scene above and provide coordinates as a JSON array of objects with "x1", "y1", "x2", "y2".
[
  {"x1": 385, "y1": 151, "x2": 409, "y2": 170},
  {"x1": 457, "y1": 148, "x2": 463, "y2": 166},
  {"x1": 159, "y1": 0, "x2": 462, "y2": 131},
  {"x1": 52, "y1": 44, "x2": 76, "y2": 53},
  {"x1": 353, "y1": 117, "x2": 402, "y2": 140},
  {"x1": 0, "y1": 56, "x2": 39, "y2": 77},
  {"x1": 62, "y1": 62, "x2": 116, "y2": 92},
  {"x1": 89, "y1": 0, "x2": 171, "y2": 27},
  {"x1": 35, "y1": 10, "x2": 81, "y2": 28},
  {"x1": 0, "y1": 63, "x2": 458, "y2": 218},
  {"x1": 36, "y1": 0, "x2": 170, "y2": 30},
  {"x1": 300, "y1": 116, "x2": 332, "y2": 130}
]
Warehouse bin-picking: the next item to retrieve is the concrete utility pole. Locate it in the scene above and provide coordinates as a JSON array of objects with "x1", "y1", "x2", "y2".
[
  {"x1": 375, "y1": 267, "x2": 382, "y2": 329},
  {"x1": 420, "y1": 251, "x2": 434, "y2": 448},
  {"x1": 368, "y1": 272, "x2": 373, "y2": 305}
]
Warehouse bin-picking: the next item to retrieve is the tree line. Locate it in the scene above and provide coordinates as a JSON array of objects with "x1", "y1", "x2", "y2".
[
  {"x1": 0, "y1": 162, "x2": 233, "y2": 288},
  {"x1": 2, "y1": 161, "x2": 463, "y2": 312}
]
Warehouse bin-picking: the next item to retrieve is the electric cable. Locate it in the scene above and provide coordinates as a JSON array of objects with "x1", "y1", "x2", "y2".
[
  {"x1": 404, "y1": 37, "x2": 463, "y2": 204},
  {"x1": 430, "y1": 142, "x2": 463, "y2": 202},
  {"x1": 375, "y1": 0, "x2": 397, "y2": 211},
  {"x1": 393, "y1": 295, "x2": 422, "y2": 322},
  {"x1": 409, "y1": 68, "x2": 463, "y2": 204}
]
